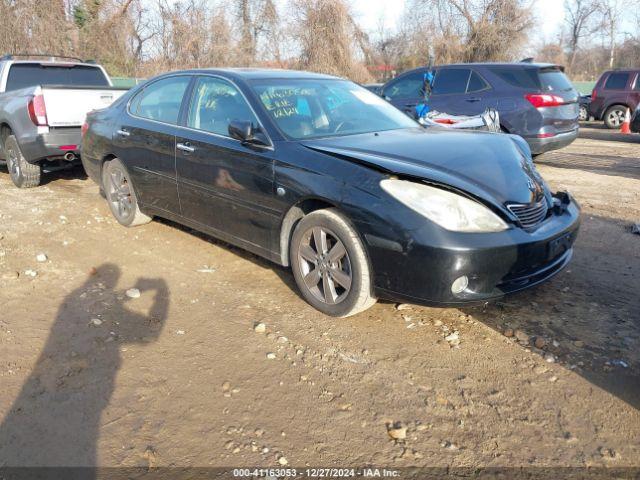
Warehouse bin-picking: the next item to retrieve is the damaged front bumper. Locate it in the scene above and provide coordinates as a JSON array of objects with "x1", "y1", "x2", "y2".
[{"x1": 358, "y1": 193, "x2": 581, "y2": 306}]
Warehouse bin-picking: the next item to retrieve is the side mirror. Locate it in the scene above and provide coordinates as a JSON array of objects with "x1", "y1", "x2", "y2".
[
  {"x1": 228, "y1": 120, "x2": 270, "y2": 147},
  {"x1": 228, "y1": 120, "x2": 253, "y2": 142}
]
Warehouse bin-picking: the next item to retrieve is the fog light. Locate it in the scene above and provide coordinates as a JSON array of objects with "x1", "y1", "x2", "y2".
[{"x1": 451, "y1": 275, "x2": 469, "y2": 294}]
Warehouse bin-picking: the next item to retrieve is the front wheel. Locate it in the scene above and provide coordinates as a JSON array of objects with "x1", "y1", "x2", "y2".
[
  {"x1": 290, "y1": 208, "x2": 376, "y2": 317},
  {"x1": 5, "y1": 135, "x2": 41, "y2": 188},
  {"x1": 102, "y1": 158, "x2": 151, "y2": 227}
]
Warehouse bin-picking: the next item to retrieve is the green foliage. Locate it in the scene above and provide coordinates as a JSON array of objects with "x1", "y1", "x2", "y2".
[{"x1": 73, "y1": 0, "x2": 103, "y2": 29}]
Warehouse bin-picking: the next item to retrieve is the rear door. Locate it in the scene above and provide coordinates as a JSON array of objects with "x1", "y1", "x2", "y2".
[
  {"x1": 430, "y1": 67, "x2": 490, "y2": 115},
  {"x1": 175, "y1": 75, "x2": 277, "y2": 257},
  {"x1": 381, "y1": 70, "x2": 426, "y2": 114},
  {"x1": 601, "y1": 71, "x2": 632, "y2": 112},
  {"x1": 113, "y1": 75, "x2": 191, "y2": 215}
]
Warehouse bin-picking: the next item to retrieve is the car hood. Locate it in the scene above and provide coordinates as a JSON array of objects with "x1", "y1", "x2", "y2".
[{"x1": 302, "y1": 127, "x2": 548, "y2": 208}]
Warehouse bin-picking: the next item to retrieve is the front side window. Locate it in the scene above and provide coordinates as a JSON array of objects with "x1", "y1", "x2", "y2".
[
  {"x1": 187, "y1": 77, "x2": 258, "y2": 137},
  {"x1": 604, "y1": 73, "x2": 629, "y2": 90},
  {"x1": 383, "y1": 72, "x2": 425, "y2": 99},
  {"x1": 433, "y1": 69, "x2": 471, "y2": 95},
  {"x1": 251, "y1": 79, "x2": 418, "y2": 140},
  {"x1": 130, "y1": 76, "x2": 190, "y2": 125}
]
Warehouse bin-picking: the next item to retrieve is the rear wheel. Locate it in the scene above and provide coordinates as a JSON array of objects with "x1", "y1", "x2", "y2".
[
  {"x1": 5, "y1": 135, "x2": 41, "y2": 188},
  {"x1": 102, "y1": 158, "x2": 151, "y2": 227},
  {"x1": 604, "y1": 105, "x2": 626, "y2": 129},
  {"x1": 290, "y1": 208, "x2": 376, "y2": 317},
  {"x1": 578, "y1": 105, "x2": 589, "y2": 122}
]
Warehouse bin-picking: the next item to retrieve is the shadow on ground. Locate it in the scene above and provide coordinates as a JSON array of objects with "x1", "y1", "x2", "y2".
[
  {"x1": 0, "y1": 162, "x2": 87, "y2": 187},
  {"x1": 463, "y1": 213, "x2": 640, "y2": 410},
  {"x1": 578, "y1": 123, "x2": 640, "y2": 144},
  {"x1": 0, "y1": 264, "x2": 169, "y2": 470}
]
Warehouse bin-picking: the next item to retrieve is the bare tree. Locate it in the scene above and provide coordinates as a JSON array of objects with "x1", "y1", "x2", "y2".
[
  {"x1": 290, "y1": 0, "x2": 372, "y2": 82},
  {"x1": 564, "y1": 0, "x2": 600, "y2": 72},
  {"x1": 598, "y1": 0, "x2": 621, "y2": 68}
]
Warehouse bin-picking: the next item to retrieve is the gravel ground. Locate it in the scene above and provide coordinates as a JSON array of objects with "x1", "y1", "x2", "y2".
[{"x1": 0, "y1": 126, "x2": 638, "y2": 473}]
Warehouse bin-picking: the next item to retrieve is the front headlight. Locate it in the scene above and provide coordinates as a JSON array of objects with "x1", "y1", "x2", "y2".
[{"x1": 380, "y1": 179, "x2": 509, "y2": 232}]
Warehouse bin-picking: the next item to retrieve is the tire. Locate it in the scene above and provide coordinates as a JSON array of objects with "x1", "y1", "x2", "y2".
[
  {"x1": 290, "y1": 208, "x2": 376, "y2": 317},
  {"x1": 578, "y1": 105, "x2": 588, "y2": 122},
  {"x1": 102, "y1": 158, "x2": 151, "y2": 227},
  {"x1": 5, "y1": 135, "x2": 41, "y2": 188},
  {"x1": 603, "y1": 105, "x2": 627, "y2": 129}
]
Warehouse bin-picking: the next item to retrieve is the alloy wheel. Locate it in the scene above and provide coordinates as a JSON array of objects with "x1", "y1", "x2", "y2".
[
  {"x1": 579, "y1": 106, "x2": 588, "y2": 121},
  {"x1": 297, "y1": 226, "x2": 352, "y2": 305},
  {"x1": 607, "y1": 109, "x2": 624, "y2": 127},
  {"x1": 107, "y1": 167, "x2": 133, "y2": 219}
]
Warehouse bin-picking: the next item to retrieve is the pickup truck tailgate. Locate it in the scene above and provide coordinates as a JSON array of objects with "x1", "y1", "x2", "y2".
[{"x1": 42, "y1": 87, "x2": 126, "y2": 127}]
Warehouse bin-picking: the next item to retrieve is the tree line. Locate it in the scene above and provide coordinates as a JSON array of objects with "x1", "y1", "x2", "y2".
[{"x1": 0, "y1": 0, "x2": 638, "y2": 82}]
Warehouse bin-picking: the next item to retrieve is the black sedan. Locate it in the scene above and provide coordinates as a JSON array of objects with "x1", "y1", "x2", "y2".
[{"x1": 81, "y1": 69, "x2": 580, "y2": 317}]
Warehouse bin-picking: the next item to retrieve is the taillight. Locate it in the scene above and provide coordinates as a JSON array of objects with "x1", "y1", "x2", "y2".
[
  {"x1": 591, "y1": 89, "x2": 597, "y2": 101},
  {"x1": 27, "y1": 94, "x2": 48, "y2": 126},
  {"x1": 81, "y1": 121, "x2": 89, "y2": 137},
  {"x1": 525, "y1": 93, "x2": 565, "y2": 108}
]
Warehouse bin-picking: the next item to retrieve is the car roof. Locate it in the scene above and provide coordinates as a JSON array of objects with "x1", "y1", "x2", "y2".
[
  {"x1": 172, "y1": 68, "x2": 342, "y2": 81},
  {"x1": 6, "y1": 60, "x2": 101, "y2": 68},
  {"x1": 399, "y1": 62, "x2": 560, "y2": 74},
  {"x1": 442, "y1": 62, "x2": 559, "y2": 68}
]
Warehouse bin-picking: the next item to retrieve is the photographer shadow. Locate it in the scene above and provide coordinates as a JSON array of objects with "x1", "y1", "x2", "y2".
[{"x1": 0, "y1": 263, "x2": 169, "y2": 470}]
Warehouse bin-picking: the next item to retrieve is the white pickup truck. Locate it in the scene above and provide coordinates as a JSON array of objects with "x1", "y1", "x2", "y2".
[{"x1": 0, "y1": 55, "x2": 128, "y2": 188}]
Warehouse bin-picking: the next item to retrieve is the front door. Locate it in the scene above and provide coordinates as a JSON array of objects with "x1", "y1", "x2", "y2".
[
  {"x1": 113, "y1": 75, "x2": 191, "y2": 215},
  {"x1": 175, "y1": 75, "x2": 278, "y2": 257},
  {"x1": 382, "y1": 70, "x2": 426, "y2": 115}
]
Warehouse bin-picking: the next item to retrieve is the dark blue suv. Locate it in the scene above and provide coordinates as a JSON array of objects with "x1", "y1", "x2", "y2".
[{"x1": 380, "y1": 63, "x2": 579, "y2": 154}]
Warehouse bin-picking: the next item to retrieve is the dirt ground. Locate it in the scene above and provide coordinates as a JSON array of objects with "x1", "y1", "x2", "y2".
[{"x1": 0, "y1": 125, "x2": 638, "y2": 474}]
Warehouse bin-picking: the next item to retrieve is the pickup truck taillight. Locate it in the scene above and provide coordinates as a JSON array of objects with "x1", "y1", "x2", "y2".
[
  {"x1": 27, "y1": 94, "x2": 48, "y2": 126},
  {"x1": 525, "y1": 93, "x2": 565, "y2": 108}
]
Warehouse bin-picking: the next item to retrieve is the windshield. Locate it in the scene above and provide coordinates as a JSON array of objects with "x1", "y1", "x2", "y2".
[
  {"x1": 250, "y1": 79, "x2": 418, "y2": 139},
  {"x1": 6, "y1": 64, "x2": 110, "y2": 91}
]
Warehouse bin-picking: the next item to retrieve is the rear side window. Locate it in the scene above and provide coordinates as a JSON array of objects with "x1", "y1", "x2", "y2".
[
  {"x1": 6, "y1": 64, "x2": 109, "y2": 91},
  {"x1": 490, "y1": 67, "x2": 539, "y2": 89},
  {"x1": 130, "y1": 76, "x2": 191, "y2": 125},
  {"x1": 604, "y1": 73, "x2": 629, "y2": 90},
  {"x1": 432, "y1": 69, "x2": 471, "y2": 94},
  {"x1": 467, "y1": 71, "x2": 489, "y2": 92},
  {"x1": 539, "y1": 69, "x2": 573, "y2": 92},
  {"x1": 634, "y1": 74, "x2": 640, "y2": 91},
  {"x1": 383, "y1": 72, "x2": 425, "y2": 99}
]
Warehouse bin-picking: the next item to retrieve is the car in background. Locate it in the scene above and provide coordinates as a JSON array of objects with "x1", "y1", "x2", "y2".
[
  {"x1": 380, "y1": 62, "x2": 580, "y2": 155},
  {"x1": 631, "y1": 104, "x2": 640, "y2": 133},
  {"x1": 589, "y1": 69, "x2": 640, "y2": 129},
  {"x1": 0, "y1": 54, "x2": 127, "y2": 188},
  {"x1": 579, "y1": 94, "x2": 591, "y2": 121},
  {"x1": 363, "y1": 83, "x2": 383, "y2": 95},
  {"x1": 82, "y1": 68, "x2": 580, "y2": 317}
]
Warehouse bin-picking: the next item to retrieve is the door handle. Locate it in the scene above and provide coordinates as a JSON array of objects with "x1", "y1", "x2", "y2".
[
  {"x1": 116, "y1": 129, "x2": 130, "y2": 137},
  {"x1": 176, "y1": 142, "x2": 195, "y2": 153},
  {"x1": 466, "y1": 98, "x2": 481, "y2": 103}
]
